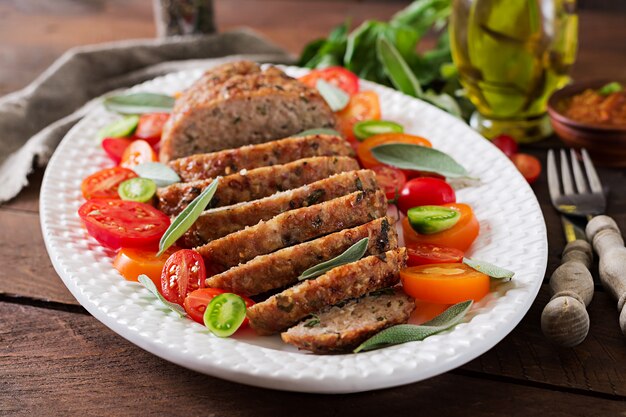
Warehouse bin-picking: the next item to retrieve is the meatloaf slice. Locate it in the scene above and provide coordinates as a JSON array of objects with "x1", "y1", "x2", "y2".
[
  {"x1": 169, "y1": 134, "x2": 353, "y2": 182},
  {"x1": 195, "y1": 189, "x2": 388, "y2": 271},
  {"x1": 205, "y1": 217, "x2": 398, "y2": 296},
  {"x1": 157, "y1": 156, "x2": 359, "y2": 216},
  {"x1": 247, "y1": 248, "x2": 408, "y2": 335},
  {"x1": 159, "y1": 62, "x2": 336, "y2": 161},
  {"x1": 179, "y1": 169, "x2": 379, "y2": 247},
  {"x1": 282, "y1": 290, "x2": 415, "y2": 354}
]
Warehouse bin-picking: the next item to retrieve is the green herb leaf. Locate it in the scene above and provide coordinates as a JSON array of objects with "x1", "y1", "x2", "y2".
[
  {"x1": 303, "y1": 314, "x2": 321, "y2": 328},
  {"x1": 598, "y1": 82, "x2": 623, "y2": 96},
  {"x1": 298, "y1": 237, "x2": 369, "y2": 281},
  {"x1": 292, "y1": 128, "x2": 343, "y2": 138},
  {"x1": 316, "y1": 79, "x2": 350, "y2": 111},
  {"x1": 354, "y1": 300, "x2": 472, "y2": 352},
  {"x1": 377, "y1": 36, "x2": 423, "y2": 97},
  {"x1": 133, "y1": 162, "x2": 181, "y2": 187},
  {"x1": 97, "y1": 115, "x2": 139, "y2": 140},
  {"x1": 157, "y1": 178, "x2": 219, "y2": 256},
  {"x1": 463, "y1": 258, "x2": 515, "y2": 280},
  {"x1": 137, "y1": 274, "x2": 186, "y2": 317},
  {"x1": 104, "y1": 93, "x2": 175, "y2": 114},
  {"x1": 371, "y1": 143, "x2": 469, "y2": 178},
  {"x1": 423, "y1": 90, "x2": 462, "y2": 118}
]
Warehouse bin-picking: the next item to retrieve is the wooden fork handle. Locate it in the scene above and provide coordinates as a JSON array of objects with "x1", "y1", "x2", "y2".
[
  {"x1": 587, "y1": 216, "x2": 626, "y2": 336},
  {"x1": 541, "y1": 239, "x2": 594, "y2": 347}
]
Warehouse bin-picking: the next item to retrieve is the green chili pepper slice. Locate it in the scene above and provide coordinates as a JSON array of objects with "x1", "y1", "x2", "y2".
[
  {"x1": 598, "y1": 82, "x2": 622, "y2": 96},
  {"x1": 407, "y1": 205, "x2": 460, "y2": 235},
  {"x1": 97, "y1": 115, "x2": 139, "y2": 140},
  {"x1": 203, "y1": 293, "x2": 247, "y2": 338},
  {"x1": 353, "y1": 120, "x2": 404, "y2": 141},
  {"x1": 118, "y1": 177, "x2": 157, "y2": 203}
]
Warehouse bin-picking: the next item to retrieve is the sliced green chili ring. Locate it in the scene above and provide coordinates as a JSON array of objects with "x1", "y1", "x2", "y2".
[
  {"x1": 598, "y1": 82, "x2": 622, "y2": 96},
  {"x1": 118, "y1": 177, "x2": 157, "y2": 203},
  {"x1": 97, "y1": 115, "x2": 139, "y2": 140},
  {"x1": 353, "y1": 120, "x2": 404, "y2": 141},
  {"x1": 203, "y1": 293, "x2": 247, "y2": 338},
  {"x1": 407, "y1": 205, "x2": 460, "y2": 235}
]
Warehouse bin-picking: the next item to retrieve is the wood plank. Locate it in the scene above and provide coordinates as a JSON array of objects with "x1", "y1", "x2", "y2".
[{"x1": 1, "y1": 301, "x2": 624, "y2": 416}]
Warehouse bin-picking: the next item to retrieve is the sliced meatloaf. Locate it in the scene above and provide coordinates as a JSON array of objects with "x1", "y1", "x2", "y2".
[
  {"x1": 282, "y1": 290, "x2": 415, "y2": 354},
  {"x1": 205, "y1": 217, "x2": 398, "y2": 296},
  {"x1": 179, "y1": 169, "x2": 379, "y2": 247},
  {"x1": 159, "y1": 62, "x2": 336, "y2": 162},
  {"x1": 157, "y1": 156, "x2": 359, "y2": 216},
  {"x1": 195, "y1": 190, "x2": 387, "y2": 271},
  {"x1": 247, "y1": 248, "x2": 408, "y2": 335},
  {"x1": 169, "y1": 134, "x2": 353, "y2": 182}
]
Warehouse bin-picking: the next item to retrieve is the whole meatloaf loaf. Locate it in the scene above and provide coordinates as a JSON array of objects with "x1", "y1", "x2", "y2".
[
  {"x1": 159, "y1": 61, "x2": 336, "y2": 162},
  {"x1": 169, "y1": 134, "x2": 353, "y2": 182}
]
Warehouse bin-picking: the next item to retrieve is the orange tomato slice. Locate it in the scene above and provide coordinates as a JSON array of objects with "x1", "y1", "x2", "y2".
[
  {"x1": 336, "y1": 91, "x2": 381, "y2": 141},
  {"x1": 120, "y1": 139, "x2": 157, "y2": 169},
  {"x1": 400, "y1": 263, "x2": 489, "y2": 304},
  {"x1": 402, "y1": 203, "x2": 479, "y2": 252},
  {"x1": 357, "y1": 133, "x2": 432, "y2": 169},
  {"x1": 113, "y1": 246, "x2": 179, "y2": 287}
]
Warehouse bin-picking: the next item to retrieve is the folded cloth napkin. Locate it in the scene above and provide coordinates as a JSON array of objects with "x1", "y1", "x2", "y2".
[{"x1": 0, "y1": 29, "x2": 294, "y2": 204}]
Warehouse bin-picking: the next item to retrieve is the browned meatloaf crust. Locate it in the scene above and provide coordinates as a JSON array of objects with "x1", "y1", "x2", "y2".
[
  {"x1": 159, "y1": 62, "x2": 336, "y2": 162},
  {"x1": 195, "y1": 189, "x2": 388, "y2": 272},
  {"x1": 169, "y1": 134, "x2": 353, "y2": 182},
  {"x1": 282, "y1": 290, "x2": 415, "y2": 354},
  {"x1": 157, "y1": 156, "x2": 359, "y2": 216},
  {"x1": 247, "y1": 248, "x2": 408, "y2": 335},
  {"x1": 179, "y1": 170, "x2": 379, "y2": 247},
  {"x1": 205, "y1": 217, "x2": 398, "y2": 296}
]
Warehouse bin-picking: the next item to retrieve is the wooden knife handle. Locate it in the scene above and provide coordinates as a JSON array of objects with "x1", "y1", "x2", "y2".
[
  {"x1": 541, "y1": 239, "x2": 594, "y2": 347},
  {"x1": 586, "y1": 216, "x2": 626, "y2": 336}
]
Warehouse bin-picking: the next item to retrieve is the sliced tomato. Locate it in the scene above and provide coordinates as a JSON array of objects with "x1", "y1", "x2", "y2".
[
  {"x1": 400, "y1": 263, "x2": 490, "y2": 304},
  {"x1": 113, "y1": 246, "x2": 179, "y2": 287},
  {"x1": 120, "y1": 139, "x2": 157, "y2": 169},
  {"x1": 406, "y1": 243, "x2": 464, "y2": 267},
  {"x1": 161, "y1": 249, "x2": 206, "y2": 306},
  {"x1": 81, "y1": 167, "x2": 137, "y2": 200},
  {"x1": 357, "y1": 133, "x2": 432, "y2": 169},
  {"x1": 370, "y1": 165, "x2": 406, "y2": 200},
  {"x1": 101, "y1": 137, "x2": 132, "y2": 164},
  {"x1": 336, "y1": 91, "x2": 381, "y2": 141},
  {"x1": 78, "y1": 199, "x2": 170, "y2": 250},
  {"x1": 512, "y1": 153, "x2": 541, "y2": 184},
  {"x1": 134, "y1": 113, "x2": 170, "y2": 146},
  {"x1": 299, "y1": 67, "x2": 359, "y2": 95},
  {"x1": 402, "y1": 203, "x2": 479, "y2": 252},
  {"x1": 184, "y1": 288, "x2": 255, "y2": 327},
  {"x1": 491, "y1": 134, "x2": 518, "y2": 158},
  {"x1": 397, "y1": 177, "x2": 456, "y2": 215}
]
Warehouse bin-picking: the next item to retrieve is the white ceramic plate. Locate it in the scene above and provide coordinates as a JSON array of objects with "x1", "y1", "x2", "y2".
[{"x1": 41, "y1": 66, "x2": 547, "y2": 394}]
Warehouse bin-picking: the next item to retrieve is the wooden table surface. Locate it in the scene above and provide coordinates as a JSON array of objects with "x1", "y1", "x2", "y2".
[{"x1": 2, "y1": 1, "x2": 626, "y2": 415}]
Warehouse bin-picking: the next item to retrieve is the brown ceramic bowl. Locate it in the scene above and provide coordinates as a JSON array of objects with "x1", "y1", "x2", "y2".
[{"x1": 547, "y1": 80, "x2": 626, "y2": 167}]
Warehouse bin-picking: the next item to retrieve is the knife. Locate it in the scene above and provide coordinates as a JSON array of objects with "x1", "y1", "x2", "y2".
[{"x1": 540, "y1": 216, "x2": 595, "y2": 347}]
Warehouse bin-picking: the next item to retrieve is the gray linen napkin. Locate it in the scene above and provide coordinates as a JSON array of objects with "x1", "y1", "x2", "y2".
[{"x1": 0, "y1": 29, "x2": 294, "y2": 204}]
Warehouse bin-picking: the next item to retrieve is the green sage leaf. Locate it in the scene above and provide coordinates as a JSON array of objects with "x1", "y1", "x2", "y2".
[
  {"x1": 377, "y1": 36, "x2": 423, "y2": 97},
  {"x1": 96, "y1": 115, "x2": 139, "y2": 140},
  {"x1": 463, "y1": 258, "x2": 515, "y2": 280},
  {"x1": 298, "y1": 237, "x2": 369, "y2": 281},
  {"x1": 157, "y1": 178, "x2": 219, "y2": 256},
  {"x1": 354, "y1": 300, "x2": 473, "y2": 352},
  {"x1": 104, "y1": 92, "x2": 175, "y2": 114},
  {"x1": 423, "y1": 90, "x2": 462, "y2": 118},
  {"x1": 292, "y1": 128, "x2": 342, "y2": 138},
  {"x1": 133, "y1": 162, "x2": 181, "y2": 187},
  {"x1": 598, "y1": 82, "x2": 622, "y2": 96},
  {"x1": 371, "y1": 143, "x2": 469, "y2": 178},
  {"x1": 137, "y1": 274, "x2": 186, "y2": 317},
  {"x1": 316, "y1": 79, "x2": 350, "y2": 111}
]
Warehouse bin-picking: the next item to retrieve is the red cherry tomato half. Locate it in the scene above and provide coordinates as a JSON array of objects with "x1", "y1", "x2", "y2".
[
  {"x1": 299, "y1": 67, "x2": 359, "y2": 95},
  {"x1": 336, "y1": 91, "x2": 381, "y2": 141},
  {"x1": 120, "y1": 139, "x2": 157, "y2": 169},
  {"x1": 184, "y1": 287, "x2": 255, "y2": 326},
  {"x1": 101, "y1": 137, "x2": 132, "y2": 164},
  {"x1": 161, "y1": 249, "x2": 207, "y2": 306},
  {"x1": 397, "y1": 177, "x2": 456, "y2": 215},
  {"x1": 134, "y1": 113, "x2": 170, "y2": 146},
  {"x1": 491, "y1": 134, "x2": 519, "y2": 158},
  {"x1": 80, "y1": 167, "x2": 137, "y2": 200},
  {"x1": 512, "y1": 153, "x2": 541, "y2": 184},
  {"x1": 370, "y1": 165, "x2": 407, "y2": 200},
  {"x1": 78, "y1": 199, "x2": 170, "y2": 250},
  {"x1": 406, "y1": 243, "x2": 464, "y2": 267}
]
